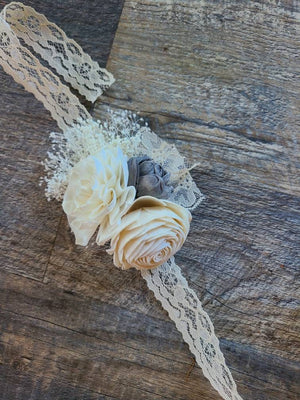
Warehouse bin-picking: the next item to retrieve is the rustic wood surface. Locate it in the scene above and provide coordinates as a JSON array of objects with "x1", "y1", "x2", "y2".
[{"x1": 1, "y1": 0, "x2": 300, "y2": 400}]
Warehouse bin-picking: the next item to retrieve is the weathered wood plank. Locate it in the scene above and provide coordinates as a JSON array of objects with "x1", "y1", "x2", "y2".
[
  {"x1": 0, "y1": 0, "x2": 299, "y2": 399},
  {"x1": 1, "y1": 270, "x2": 299, "y2": 400},
  {"x1": 96, "y1": 0, "x2": 300, "y2": 195},
  {"x1": 91, "y1": 0, "x2": 300, "y2": 399},
  {"x1": 0, "y1": 77, "x2": 60, "y2": 280},
  {"x1": 0, "y1": 271, "x2": 219, "y2": 400}
]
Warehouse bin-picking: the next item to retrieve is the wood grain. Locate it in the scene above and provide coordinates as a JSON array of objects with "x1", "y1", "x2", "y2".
[
  {"x1": 94, "y1": 0, "x2": 300, "y2": 399},
  {"x1": 0, "y1": 0, "x2": 299, "y2": 400}
]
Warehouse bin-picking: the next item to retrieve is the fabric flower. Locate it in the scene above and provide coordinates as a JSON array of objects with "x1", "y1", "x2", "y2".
[
  {"x1": 62, "y1": 147, "x2": 136, "y2": 246},
  {"x1": 108, "y1": 196, "x2": 191, "y2": 270},
  {"x1": 127, "y1": 156, "x2": 173, "y2": 199}
]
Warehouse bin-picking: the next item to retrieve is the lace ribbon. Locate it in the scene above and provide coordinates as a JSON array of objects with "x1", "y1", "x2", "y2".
[
  {"x1": 0, "y1": 2, "x2": 114, "y2": 131},
  {"x1": 142, "y1": 259, "x2": 242, "y2": 400},
  {"x1": 0, "y1": 3, "x2": 242, "y2": 399}
]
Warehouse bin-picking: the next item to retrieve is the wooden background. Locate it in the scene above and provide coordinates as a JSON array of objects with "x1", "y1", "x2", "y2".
[{"x1": 0, "y1": 0, "x2": 299, "y2": 399}]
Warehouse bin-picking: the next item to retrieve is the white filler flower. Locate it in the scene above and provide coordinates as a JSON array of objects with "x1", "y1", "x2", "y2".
[{"x1": 62, "y1": 147, "x2": 136, "y2": 246}]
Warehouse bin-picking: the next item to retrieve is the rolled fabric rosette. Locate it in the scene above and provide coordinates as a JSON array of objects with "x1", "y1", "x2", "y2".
[{"x1": 108, "y1": 195, "x2": 191, "y2": 270}]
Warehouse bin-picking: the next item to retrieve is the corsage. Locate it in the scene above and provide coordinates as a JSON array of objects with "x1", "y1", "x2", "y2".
[{"x1": 0, "y1": 3, "x2": 242, "y2": 400}]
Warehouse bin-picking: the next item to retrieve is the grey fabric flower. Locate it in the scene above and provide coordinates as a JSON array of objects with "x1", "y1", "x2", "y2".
[{"x1": 127, "y1": 156, "x2": 173, "y2": 199}]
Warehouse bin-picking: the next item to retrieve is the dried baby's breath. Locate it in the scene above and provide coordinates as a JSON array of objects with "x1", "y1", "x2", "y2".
[{"x1": 42, "y1": 109, "x2": 144, "y2": 201}]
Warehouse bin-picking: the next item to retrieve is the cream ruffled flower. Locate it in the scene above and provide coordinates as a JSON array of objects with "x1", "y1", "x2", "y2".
[
  {"x1": 108, "y1": 196, "x2": 191, "y2": 270},
  {"x1": 62, "y1": 147, "x2": 136, "y2": 246}
]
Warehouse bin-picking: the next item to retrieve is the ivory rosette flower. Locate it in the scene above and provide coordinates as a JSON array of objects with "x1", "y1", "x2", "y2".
[
  {"x1": 108, "y1": 196, "x2": 191, "y2": 270},
  {"x1": 62, "y1": 147, "x2": 136, "y2": 246}
]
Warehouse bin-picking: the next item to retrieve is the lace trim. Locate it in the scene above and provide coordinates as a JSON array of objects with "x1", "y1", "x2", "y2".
[
  {"x1": 2, "y1": 2, "x2": 114, "y2": 101},
  {"x1": 142, "y1": 258, "x2": 242, "y2": 400},
  {"x1": 0, "y1": 2, "x2": 114, "y2": 131}
]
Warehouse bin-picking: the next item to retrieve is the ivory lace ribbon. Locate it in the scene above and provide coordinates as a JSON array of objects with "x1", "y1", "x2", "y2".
[
  {"x1": 0, "y1": 3, "x2": 242, "y2": 400},
  {"x1": 0, "y1": 1, "x2": 114, "y2": 130}
]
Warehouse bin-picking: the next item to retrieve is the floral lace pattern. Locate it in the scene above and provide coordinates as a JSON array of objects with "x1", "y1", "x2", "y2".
[
  {"x1": 142, "y1": 258, "x2": 242, "y2": 400},
  {"x1": 2, "y1": 2, "x2": 114, "y2": 102},
  {"x1": 0, "y1": 2, "x2": 114, "y2": 131}
]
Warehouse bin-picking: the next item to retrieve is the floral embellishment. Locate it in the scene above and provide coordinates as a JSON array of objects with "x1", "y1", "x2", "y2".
[
  {"x1": 62, "y1": 147, "x2": 136, "y2": 246},
  {"x1": 127, "y1": 156, "x2": 173, "y2": 199},
  {"x1": 107, "y1": 196, "x2": 191, "y2": 270}
]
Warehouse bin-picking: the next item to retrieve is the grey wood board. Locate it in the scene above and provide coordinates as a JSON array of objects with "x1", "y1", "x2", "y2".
[
  {"x1": 94, "y1": 0, "x2": 300, "y2": 399},
  {"x1": 0, "y1": 0, "x2": 299, "y2": 399}
]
